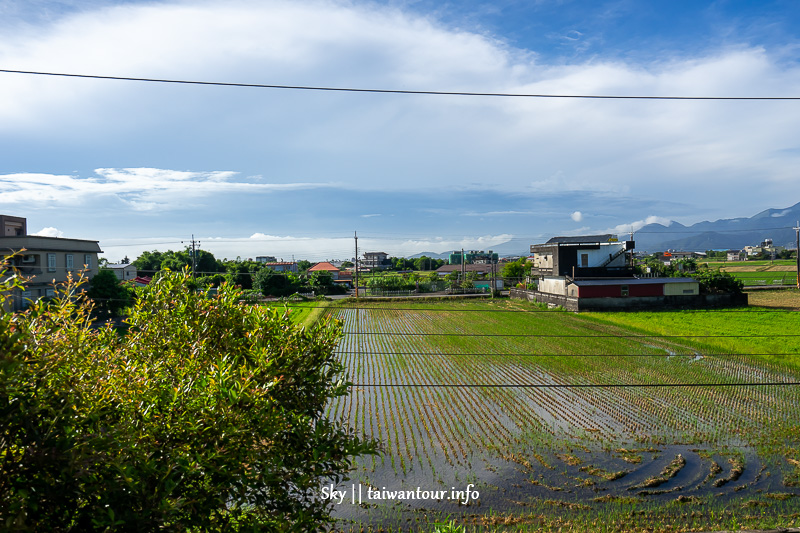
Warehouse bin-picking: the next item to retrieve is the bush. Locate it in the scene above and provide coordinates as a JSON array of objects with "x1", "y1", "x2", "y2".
[
  {"x1": 0, "y1": 271, "x2": 375, "y2": 531},
  {"x1": 690, "y1": 269, "x2": 744, "y2": 294}
]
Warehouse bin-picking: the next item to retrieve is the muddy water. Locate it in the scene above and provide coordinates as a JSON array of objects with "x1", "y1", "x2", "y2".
[{"x1": 331, "y1": 441, "x2": 799, "y2": 531}]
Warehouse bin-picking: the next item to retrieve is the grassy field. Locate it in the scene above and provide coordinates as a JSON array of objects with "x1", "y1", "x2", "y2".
[
  {"x1": 289, "y1": 298, "x2": 800, "y2": 532},
  {"x1": 581, "y1": 306, "x2": 800, "y2": 370},
  {"x1": 702, "y1": 260, "x2": 799, "y2": 287},
  {"x1": 747, "y1": 288, "x2": 800, "y2": 310},
  {"x1": 705, "y1": 259, "x2": 795, "y2": 269},
  {"x1": 262, "y1": 300, "x2": 332, "y2": 327}
]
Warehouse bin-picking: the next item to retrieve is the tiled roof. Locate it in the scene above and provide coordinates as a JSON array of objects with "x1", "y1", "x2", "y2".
[{"x1": 308, "y1": 261, "x2": 339, "y2": 272}]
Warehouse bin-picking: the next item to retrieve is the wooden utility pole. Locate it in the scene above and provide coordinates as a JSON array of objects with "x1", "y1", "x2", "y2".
[{"x1": 795, "y1": 221, "x2": 800, "y2": 289}]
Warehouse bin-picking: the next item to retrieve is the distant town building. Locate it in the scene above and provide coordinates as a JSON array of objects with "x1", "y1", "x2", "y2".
[
  {"x1": 362, "y1": 252, "x2": 391, "y2": 270},
  {"x1": 256, "y1": 256, "x2": 278, "y2": 263},
  {"x1": 261, "y1": 261, "x2": 298, "y2": 273},
  {"x1": 448, "y1": 250, "x2": 499, "y2": 265},
  {"x1": 744, "y1": 239, "x2": 784, "y2": 258},
  {"x1": 727, "y1": 249, "x2": 746, "y2": 262}
]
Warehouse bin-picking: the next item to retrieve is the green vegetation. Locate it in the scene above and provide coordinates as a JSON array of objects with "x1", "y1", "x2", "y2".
[
  {"x1": 86, "y1": 267, "x2": 135, "y2": 317},
  {"x1": 581, "y1": 307, "x2": 800, "y2": 370},
  {"x1": 0, "y1": 271, "x2": 375, "y2": 531}
]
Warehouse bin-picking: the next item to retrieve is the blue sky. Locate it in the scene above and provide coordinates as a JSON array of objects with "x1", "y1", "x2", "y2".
[{"x1": 1, "y1": 0, "x2": 800, "y2": 261}]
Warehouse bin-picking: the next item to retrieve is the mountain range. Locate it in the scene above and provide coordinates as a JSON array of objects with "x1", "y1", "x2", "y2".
[
  {"x1": 408, "y1": 202, "x2": 800, "y2": 259},
  {"x1": 632, "y1": 201, "x2": 800, "y2": 253}
]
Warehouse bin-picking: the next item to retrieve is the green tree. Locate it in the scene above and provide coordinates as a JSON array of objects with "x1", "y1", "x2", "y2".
[
  {"x1": 297, "y1": 260, "x2": 312, "y2": 272},
  {"x1": 86, "y1": 268, "x2": 135, "y2": 317},
  {"x1": 132, "y1": 250, "x2": 164, "y2": 274},
  {"x1": 254, "y1": 269, "x2": 300, "y2": 297},
  {"x1": 673, "y1": 258, "x2": 697, "y2": 273},
  {"x1": 413, "y1": 256, "x2": 433, "y2": 271},
  {"x1": 501, "y1": 258, "x2": 528, "y2": 283},
  {"x1": 0, "y1": 271, "x2": 376, "y2": 531},
  {"x1": 223, "y1": 259, "x2": 263, "y2": 290}
]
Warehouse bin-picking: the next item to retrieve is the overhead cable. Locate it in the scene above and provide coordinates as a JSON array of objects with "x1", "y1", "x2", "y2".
[{"x1": 2, "y1": 69, "x2": 799, "y2": 100}]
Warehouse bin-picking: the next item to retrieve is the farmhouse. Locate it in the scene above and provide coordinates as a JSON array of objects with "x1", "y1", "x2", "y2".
[
  {"x1": 530, "y1": 235, "x2": 634, "y2": 278},
  {"x1": 515, "y1": 234, "x2": 743, "y2": 311},
  {"x1": 308, "y1": 261, "x2": 352, "y2": 287}
]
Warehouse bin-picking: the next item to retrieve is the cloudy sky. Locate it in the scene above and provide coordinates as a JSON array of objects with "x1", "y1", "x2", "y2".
[{"x1": 2, "y1": 0, "x2": 800, "y2": 261}]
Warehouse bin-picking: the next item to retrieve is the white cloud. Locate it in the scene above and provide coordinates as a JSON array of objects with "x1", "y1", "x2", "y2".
[
  {"x1": 570, "y1": 211, "x2": 583, "y2": 222},
  {"x1": 1, "y1": 1, "x2": 800, "y2": 244},
  {"x1": 0, "y1": 168, "x2": 341, "y2": 208},
  {"x1": 614, "y1": 215, "x2": 673, "y2": 234},
  {"x1": 31, "y1": 226, "x2": 64, "y2": 237}
]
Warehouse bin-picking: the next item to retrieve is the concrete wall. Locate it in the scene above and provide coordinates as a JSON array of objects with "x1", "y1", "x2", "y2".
[
  {"x1": 664, "y1": 281, "x2": 699, "y2": 296},
  {"x1": 539, "y1": 276, "x2": 567, "y2": 296},
  {"x1": 580, "y1": 244, "x2": 626, "y2": 268}
]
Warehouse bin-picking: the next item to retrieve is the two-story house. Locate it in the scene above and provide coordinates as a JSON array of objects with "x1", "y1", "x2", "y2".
[
  {"x1": 362, "y1": 252, "x2": 391, "y2": 270},
  {"x1": 1, "y1": 215, "x2": 103, "y2": 311}
]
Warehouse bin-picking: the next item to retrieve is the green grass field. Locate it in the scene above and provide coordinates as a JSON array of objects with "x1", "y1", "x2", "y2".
[
  {"x1": 701, "y1": 260, "x2": 798, "y2": 286},
  {"x1": 262, "y1": 300, "x2": 331, "y2": 327},
  {"x1": 580, "y1": 307, "x2": 800, "y2": 370}
]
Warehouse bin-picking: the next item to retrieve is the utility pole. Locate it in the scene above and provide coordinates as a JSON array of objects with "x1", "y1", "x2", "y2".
[
  {"x1": 354, "y1": 231, "x2": 359, "y2": 299},
  {"x1": 795, "y1": 221, "x2": 800, "y2": 289},
  {"x1": 181, "y1": 234, "x2": 200, "y2": 278},
  {"x1": 461, "y1": 248, "x2": 465, "y2": 291}
]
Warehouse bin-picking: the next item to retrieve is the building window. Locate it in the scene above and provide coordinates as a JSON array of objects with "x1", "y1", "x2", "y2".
[
  {"x1": 84, "y1": 254, "x2": 92, "y2": 269},
  {"x1": 48, "y1": 253, "x2": 56, "y2": 272},
  {"x1": 46, "y1": 288, "x2": 55, "y2": 298},
  {"x1": 66, "y1": 254, "x2": 74, "y2": 271},
  {"x1": 580, "y1": 253, "x2": 589, "y2": 268},
  {"x1": 21, "y1": 290, "x2": 32, "y2": 308},
  {"x1": 621, "y1": 285, "x2": 629, "y2": 297}
]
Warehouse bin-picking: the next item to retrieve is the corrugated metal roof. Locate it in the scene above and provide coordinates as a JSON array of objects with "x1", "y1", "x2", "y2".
[
  {"x1": 545, "y1": 234, "x2": 615, "y2": 244},
  {"x1": 570, "y1": 277, "x2": 697, "y2": 286}
]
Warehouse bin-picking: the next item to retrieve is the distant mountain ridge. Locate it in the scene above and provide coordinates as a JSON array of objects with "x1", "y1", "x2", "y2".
[
  {"x1": 405, "y1": 203, "x2": 800, "y2": 259},
  {"x1": 632, "y1": 201, "x2": 800, "y2": 252}
]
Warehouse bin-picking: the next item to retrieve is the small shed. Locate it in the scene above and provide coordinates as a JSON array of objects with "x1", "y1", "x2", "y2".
[
  {"x1": 566, "y1": 277, "x2": 699, "y2": 298},
  {"x1": 106, "y1": 263, "x2": 138, "y2": 281}
]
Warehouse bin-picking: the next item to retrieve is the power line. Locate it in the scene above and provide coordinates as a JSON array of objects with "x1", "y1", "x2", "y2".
[
  {"x1": 349, "y1": 381, "x2": 800, "y2": 388},
  {"x1": 289, "y1": 305, "x2": 799, "y2": 313},
  {"x1": 335, "y1": 351, "x2": 797, "y2": 357},
  {"x1": 2, "y1": 69, "x2": 800, "y2": 100},
  {"x1": 342, "y1": 332, "x2": 800, "y2": 338}
]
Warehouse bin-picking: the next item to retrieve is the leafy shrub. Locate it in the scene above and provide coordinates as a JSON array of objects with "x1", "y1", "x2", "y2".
[
  {"x1": 239, "y1": 288, "x2": 264, "y2": 302},
  {"x1": 366, "y1": 275, "x2": 415, "y2": 291},
  {"x1": 0, "y1": 271, "x2": 375, "y2": 531},
  {"x1": 690, "y1": 269, "x2": 744, "y2": 294}
]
